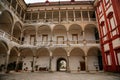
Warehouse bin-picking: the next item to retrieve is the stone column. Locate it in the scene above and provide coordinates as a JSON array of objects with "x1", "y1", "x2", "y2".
[
  {"x1": 67, "y1": 31, "x2": 69, "y2": 45},
  {"x1": 31, "y1": 56, "x2": 36, "y2": 72},
  {"x1": 81, "y1": 11, "x2": 83, "y2": 21},
  {"x1": 67, "y1": 55, "x2": 70, "y2": 72},
  {"x1": 66, "y1": 9, "x2": 68, "y2": 22},
  {"x1": 49, "y1": 51, "x2": 52, "y2": 72},
  {"x1": 59, "y1": 9, "x2": 61, "y2": 23},
  {"x1": 15, "y1": 53, "x2": 20, "y2": 72},
  {"x1": 5, "y1": 50, "x2": 10, "y2": 73},
  {"x1": 88, "y1": 11, "x2": 90, "y2": 21},
  {"x1": 20, "y1": 31, "x2": 23, "y2": 44},
  {"x1": 85, "y1": 55, "x2": 89, "y2": 72},
  {"x1": 73, "y1": 9, "x2": 76, "y2": 21}
]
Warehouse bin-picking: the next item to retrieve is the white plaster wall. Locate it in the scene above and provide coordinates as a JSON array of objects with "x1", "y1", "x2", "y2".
[
  {"x1": 69, "y1": 56, "x2": 84, "y2": 71},
  {"x1": 88, "y1": 56, "x2": 99, "y2": 71},
  {"x1": 24, "y1": 31, "x2": 35, "y2": 45},
  {"x1": 112, "y1": 38, "x2": 120, "y2": 49},
  {"x1": 36, "y1": 57, "x2": 49, "y2": 69},
  {"x1": 85, "y1": 28, "x2": 95, "y2": 40},
  {"x1": 22, "y1": 56, "x2": 33, "y2": 71}
]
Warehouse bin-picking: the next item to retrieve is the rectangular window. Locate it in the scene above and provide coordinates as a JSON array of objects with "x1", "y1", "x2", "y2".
[
  {"x1": 102, "y1": 26, "x2": 107, "y2": 36},
  {"x1": 72, "y1": 34, "x2": 78, "y2": 44},
  {"x1": 42, "y1": 35, "x2": 48, "y2": 42},
  {"x1": 107, "y1": 54, "x2": 111, "y2": 65},
  {"x1": 57, "y1": 36, "x2": 64, "y2": 44},
  {"x1": 117, "y1": 52, "x2": 120, "y2": 65},
  {"x1": 30, "y1": 35, "x2": 35, "y2": 45},
  {"x1": 109, "y1": 16, "x2": 117, "y2": 36}
]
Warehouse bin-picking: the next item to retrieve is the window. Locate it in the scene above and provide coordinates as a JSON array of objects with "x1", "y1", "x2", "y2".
[
  {"x1": 101, "y1": 21, "x2": 107, "y2": 36},
  {"x1": 107, "y1": 53, "x2": 111, "y2": 65},
  {"x1": 30, "y1": 35, "x2": 35, "y2": 45},
  {"x1": 107, "y1": 12, "x2": 118, "y2": 36},
  {"x1": 72, "y1": 34, "x2": 78, "y2": 44},
  {"x1": 57, "y1": 36, "x2": 64, "y2": 44},
  {"x1": 117, "y1": 52, "x2": 120, "y2": 65}
]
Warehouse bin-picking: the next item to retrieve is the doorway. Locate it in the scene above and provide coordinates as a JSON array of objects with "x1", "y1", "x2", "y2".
[
  {"x1": 80, "y1": 61, "x2": 86, "y2": 71},
  {"x1": 57, "y1": 58, "x2": 67, "y2": 71}
]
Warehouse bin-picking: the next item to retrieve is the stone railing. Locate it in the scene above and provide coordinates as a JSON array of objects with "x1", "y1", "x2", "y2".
[{"x1": 0, "y1": 29, "x2": 21, "y2": 44}]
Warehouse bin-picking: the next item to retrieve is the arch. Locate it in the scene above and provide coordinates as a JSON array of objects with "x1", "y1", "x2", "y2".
[
  {"x1": 20, "y1": 48, "x2": 33, "y2": 57},
  {"x1": 38, "y1": 25, "x2": 51, "y2": 33},
  {"x1": 87, "y1": 47, "x2": 101, "y2": 56},
  {"x1": 0, "y1": 10, "x2": 14, "y2": 34},
  {"x1": 8, "y1": 46, "x2": 19, "y2": 71},
  {"x1": 56, "y1": 57, "x2": 67, "y2": 71},
  {"x1": 84, "y1": 24, "x2": 99, "y2": 41},
  {"x1": 53, "y1": 24, "x2": 67, "y2": 32},
  {"x1": 53, "y1": 47, "x2": 67, "y2": 56},
  {"x1": 53, "y1": 25, "x2": 67, "y2": 43},
  {"x1": 69, "y1": 47, "x2": 86, "y2": 71},
  {"x1": 36, "y1": 47, "x2": 50, "y2": 71},
  {"x1": 87, "y1": 47, "x2": 103, "y2": 71},
  {"x1": 70, "y1": 47, "x2": 85, "y2": 56},
  {"x1": 69, "y1": 24, "x2": 83, "y2": 32},
  {"x1": 0, "y1": 40, "x2": 8, "y2": 52},
  {"x1": 37, "y1": 47, "x2": 50, "y2": 56},
  {"x1": 0, "y1": 40, "x2": 8, "y2": 70},
  {"x1": 12, "y1": 21, "x2": 22, "y2": 39}
]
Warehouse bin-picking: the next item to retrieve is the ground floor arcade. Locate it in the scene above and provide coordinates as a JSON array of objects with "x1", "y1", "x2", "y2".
[{"x1": 0, "y1": 40, "x2": 103, "y2": 72}]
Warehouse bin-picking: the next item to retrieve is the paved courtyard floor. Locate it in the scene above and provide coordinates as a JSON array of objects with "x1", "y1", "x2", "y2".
[{"x1": 0, "y1": 71, "x2": 120, "y2": 80}]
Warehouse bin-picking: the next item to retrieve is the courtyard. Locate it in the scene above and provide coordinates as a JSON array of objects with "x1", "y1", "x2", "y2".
[{"x1": 0, "y1": 72, "x2": 120, "y2": 80}]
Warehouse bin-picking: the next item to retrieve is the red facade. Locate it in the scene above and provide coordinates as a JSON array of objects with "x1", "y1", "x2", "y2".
[{"x1": 95, "y1": 0, "x2": 120, "y2": 72}]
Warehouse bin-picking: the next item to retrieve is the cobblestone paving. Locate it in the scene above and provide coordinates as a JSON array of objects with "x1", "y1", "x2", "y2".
[{"x1": 0, "y1": 72, "x2": 120, "y2": 80}]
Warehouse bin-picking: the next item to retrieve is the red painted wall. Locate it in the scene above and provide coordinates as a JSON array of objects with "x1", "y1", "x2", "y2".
[{"x1": 95, "y1": 0, "x2": 120, "y2": 72}]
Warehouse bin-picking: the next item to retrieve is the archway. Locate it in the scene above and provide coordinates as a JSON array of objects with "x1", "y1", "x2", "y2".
[
  {"x1": 70, "y1": 47, "x2": 85, "y2": 71},
  {"x1": 87, "y1": 47, "x2": 103, "y2": 71},
  {"x1": 84, "y1": 24, "x2": 99, "y2": 43},
  {"x1": 0, "y1": 41, "x2": 8, "y2": 72},
  {"x1": 0, "y1": 10, "x2": 13, "y2": 34},
  {"x1": 69, "y1": 24, "x2": 83, "y2": 44},
  {"x1": 38, "y1": 25, "x2": 51, "y2": 45},
  {"x1": 8, "y1": 47, "x2": 18, "y2": 71},
  {"x1": 20, "y1": 48, "x2": 33, "y2": 71},
  {"x1": 52, "y1": 47, "x2": 67, "y2": 71},
  {"x1": 23, "y1": 26, "x2": 36, "y2": 45},
  {"x1": 53, "y1": 25, "x2": 67, "y2": 44},
  {"x1": 36, "y1": 48, "x2": 50, "y2": 71},
  {"x1": 12, "y1": 22, "x2": 22, "y2": 40},
  {"x1": 57, "y1": 58, "x2": 67, "y2": 71}
]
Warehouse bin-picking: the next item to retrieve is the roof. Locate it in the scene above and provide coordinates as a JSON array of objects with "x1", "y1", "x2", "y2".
[{"x1": 27, "y1": 1, "x2": 94, "y2": 7}]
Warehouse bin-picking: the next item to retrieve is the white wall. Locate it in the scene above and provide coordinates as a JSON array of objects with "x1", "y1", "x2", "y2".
[
  {"x1": 22, "y1": 56, "x2": 33, "y2": 71},
  {"x1": 69, "y1": 56, "x2": 84, "y2": 71},
  {"x1": 36, "y1": 56, "x2": 49, "y2": 69},
  {"x1": 88, "y1": 56, "x2": 99, "y2": 71}
]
